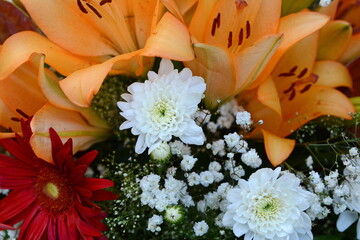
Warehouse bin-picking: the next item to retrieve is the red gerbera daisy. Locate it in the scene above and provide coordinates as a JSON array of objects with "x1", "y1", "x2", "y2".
[{"x1": 0, "y1": 118, "x2": 117, "y2": 240}]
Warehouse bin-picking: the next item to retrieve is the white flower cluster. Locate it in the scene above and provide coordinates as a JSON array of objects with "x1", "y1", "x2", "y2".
[
  {"x1": 186, "y1": 161, "x2": 224, "y2": 187},
  {"x1": 206, "y1": 100, "x2": 242, "y2": 132},
  {"x1": 336, "y1": 147, "x2": 360, "y2": 236},
  {"x1": 193, "y1": 220, "x2": 209, "y2": 236},
  {"x1": 147, "y1": 214, "x2": 163, "y2": 233},
  {"x1": 140, "y1": 173, "x2": 194, "y2": 214},
  {"x1": 197, "y1": 183, "x2": 231, "y2": 214},
  {"x1": 236, "y1": 111, "x2": 253, "y2": 131},
  {"x1": 169, "y1": 140, "x2": 191, "y2": 157}
]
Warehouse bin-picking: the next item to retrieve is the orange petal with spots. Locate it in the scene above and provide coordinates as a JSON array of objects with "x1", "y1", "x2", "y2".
[
  {"x1": 277, "y1": 85, "x2": 355, "y2": 137},
  {"x1": 272, "y1": 32, "x2": 318, "y2": 93},
  {"x1": 21, "y1": 0, "x2": 118, "y2": 56},
  {"x1": 203, "y1": 0, "x2": 281, "y2": 52},
  {"x1": 188, "y1": 0, "x2": 217, "y2": 42},
  {"x1": 262, "y1": 129, "x2": 296, "y2": 166},
  {"x1": 317, "y1": 20, "x2": 352, "y2": 61},
  {"x1": 248, "y1": 11, "x2": 330, "y2": 89}
]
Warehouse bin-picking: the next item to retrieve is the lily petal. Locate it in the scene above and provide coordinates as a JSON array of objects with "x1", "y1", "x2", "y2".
[
  {"x1": 262, "y1": 129, "x2": 296, "y2": 166},
  {"x1": 257, "y1": 77, "x2": 282, "y2": 117},
  {"x1": 0, "y1": 31, "x2": 102, "y2": 77},
  {"x1": 203, "y1": 0, "x2": 281, "y2": 53},
  {"x1": 277, "y1": 85, "x2": 355, "y2": 137},
  {"x1": 339, "y1": 33, "x2": 360, "y2": 64},
  {"x1": 313, "y1": 60, "x2": 352, "y2": 88},
  {"x1": 59, "y1": 50, "x2": 142, "y2": 108},
  {"x1": 317, "y1": 0, "x2": 340, "y2": 19},
  {"x1": 188, "y1": 0, "x2": 217, "y2": 42},
  {"x1": 0, "y1": 53, "x2": 46, "y2": 123},
  {"x1": 233, "y1": 34, "x2": 283, "y2": 93},
  {"x1": 317, "y1": 20, "x2": 352, "y2": 60},
  {"x1": 141, "y1": 12, "x2": 194, "y2": 61},
  {"x1": 21, "y1": 0, "x2": 118, "y2": 56},
  {"x1": 248, "y1": 11, "x2": 330, "y2": 89},
  {"x1": 30, "y1": 104, "x2": 111, "y2": 163},
  {"x1": 184, "y1": 43, "x2": 235, "y2": 109},
  {"x1": 37, "y1": 55, "x2": 110, "y2": 129},
  {"x1": 0, "y1": 98, "x2": 19, "y2": 132},
  {"x1": 272, "y1": 32, "x2": 318, "y2": 93}
]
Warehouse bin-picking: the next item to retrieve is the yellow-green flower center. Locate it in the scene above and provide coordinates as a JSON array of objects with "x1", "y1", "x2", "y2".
[
  {"x1": 151, "y1": 100, "x2": 176, "y2": 125},
  {"x1": 254, "y1": 196, "x2": 281, "y2": 221},
  {"x1": 43, "y1": 182, "x2": 59, "y2": 199}
]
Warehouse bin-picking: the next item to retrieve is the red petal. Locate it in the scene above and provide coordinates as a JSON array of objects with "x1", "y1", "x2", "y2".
[
  {"x1": 21, "y1": 210, "x2": 48, "y2": 240},
  {"x1": 49, "y1": 128, "x2": 64, "y2": 165},
  {"x1": 80, "y1": 178, "x2": 114, "y2": 191},
  {"x1": 75, "y1": 150, "x2": 98, "y2": 168},
  {"x1": 72, "y1": 208, "x2": 103, "y2": 238},
  {"x1": 91, "y1": 190, "x2": 118, "y2": 202},
  {"x1": 0, "y1": 222, "x2": 17, "y2": 230},
  {"x1": 0, "y1": 175, "x2": 35, "y2": 189},
  {"x1": 74, "y1": 186, "x2": 93, "y2": 199},
  {"x1": 0, "y1": 137, "x2": 36, "y2": 165},
  {"x1": 58, "y1": 217, "x2": 71, "y2": 240},
  {"x1": 0, "y1": 155, "x2": 36, "y2": 175},
  {"x1": 70, "y1": 165, "x2": 88, "y2": 183},
  {"x1": 0, "y1": 189, "x2": 36, "y2": 222}
]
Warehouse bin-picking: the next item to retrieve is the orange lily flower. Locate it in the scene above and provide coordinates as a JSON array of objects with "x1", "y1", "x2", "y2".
[
  {"x1": 0, "y1": 51, "x2": 111, "y2": 163},
  {"x1": 240, "y1": 21, "x2": 355, "y2": 166},
  {"x1": 0, "y1": 0, "x2": 194, "y2": 108},
  {"x1": 183, "y1": 0, "x2": 330, "y2": 109}
]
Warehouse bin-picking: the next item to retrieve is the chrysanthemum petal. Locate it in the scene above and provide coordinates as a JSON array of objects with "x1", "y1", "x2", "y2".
[{"x1": 337, "y1": 210, "x2": 358, "y2": 232}]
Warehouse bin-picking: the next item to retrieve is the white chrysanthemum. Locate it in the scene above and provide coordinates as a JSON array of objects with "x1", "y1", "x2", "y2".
[
  {"x1": 223, "y1": 168, "x2": 314, "y2": 240},
  {"x1": 118, "y1": 59, "x2": 206, "y2": 154}
]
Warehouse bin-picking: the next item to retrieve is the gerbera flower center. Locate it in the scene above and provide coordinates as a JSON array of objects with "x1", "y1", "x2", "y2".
[
  {"x1": 44, "y1": 182, "x2": 59, "y2": 199},
  {"x1": 253, "y1": 196, "x2": 282, "y2": 221},
  {"x1": 36, "y1": 167, "x2": 73, "y2": 214},
  {"x1": 150, "y1": 99, "x2": 176, "y2": 126}
]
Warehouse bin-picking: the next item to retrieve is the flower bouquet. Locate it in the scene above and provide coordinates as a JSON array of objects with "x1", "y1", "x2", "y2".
[{"x1": 1, "y1": 0, "x2": 360, "y2": 239}]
